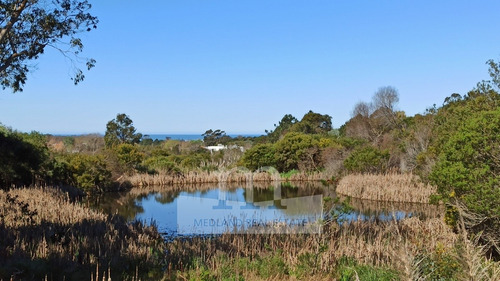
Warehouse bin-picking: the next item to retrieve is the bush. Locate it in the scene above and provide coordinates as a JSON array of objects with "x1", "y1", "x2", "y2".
[
  {"x1": 114, "y1": 143, "x2": 144, "y2": 171},
  {"x1": 274, "y1": 132, "x2": 318, "y2": 172},
  {"x1": 142, "y1": 155, "x2": 180, "y2": 174},
  {"x1": 66, "y1": 154, "x2": 113, "y2": 192},
  {"x1": 239, "y1": 143, "x2": 276, "y2": 171},
  {"x1": 344, "y1": 146, "x2": 390, "y2": 173},
  {"x1": 0, "y1": 127, "x2": 49, "y2": 187}
]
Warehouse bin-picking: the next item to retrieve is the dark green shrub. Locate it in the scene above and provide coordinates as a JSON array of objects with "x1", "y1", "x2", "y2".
[
  {"x1": 344, "y1": 146, "x2": 390, "y2": 173},
  {"x1": 240, "y1": 143, "x2": 276, "y2": 171}
]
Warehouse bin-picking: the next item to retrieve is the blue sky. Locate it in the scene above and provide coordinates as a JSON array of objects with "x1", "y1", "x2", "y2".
[{"x1": 1, "y1": 0, "x2": 499, "y2": 134}]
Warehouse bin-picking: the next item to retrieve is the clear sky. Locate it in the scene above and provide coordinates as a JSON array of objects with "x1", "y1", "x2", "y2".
[{"x1": 1, "y1": 0, "x2": 499, "y2": 135}]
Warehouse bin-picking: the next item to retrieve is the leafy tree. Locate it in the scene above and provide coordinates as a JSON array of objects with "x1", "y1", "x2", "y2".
[
  {"x1": 265, "y1": 114, "x2": 298, "y2": 142},
  {"x1": 0, "y1": 0, "x2": 98, "y2": 92},
  {"x1": 202, "y1": 129, "x2": 231, "y2": 146},
  {"x1": 291, "y1": 110, "x2": 332, "y2": 134},
  {"x1": 104, "y1": 113, "x2": 142, "y2": 148}
]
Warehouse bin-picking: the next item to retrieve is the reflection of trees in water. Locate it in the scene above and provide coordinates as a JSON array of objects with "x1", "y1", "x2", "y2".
[
  {"x1": 154, "y1": 191, "x2": 181, "y2": 204},
  {"x1": 87, "y1": 192, "x2": 145, "y2": 221},
  {"x1": 91, "y1": 182, "x2": 332, "y2": 221},
  {"x1": 243, "y1": 182, "x2": 326, "y2": 212}
]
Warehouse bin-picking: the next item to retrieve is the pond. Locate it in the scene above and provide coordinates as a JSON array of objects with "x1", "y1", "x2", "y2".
[{"x1": 87, "y1": 182, "x2": 441, "y2": 238}]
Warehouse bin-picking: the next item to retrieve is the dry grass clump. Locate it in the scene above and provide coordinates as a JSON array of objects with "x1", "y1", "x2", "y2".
[
  {"x1": 0, "y1": 186, "x2": 166, "y2": 280},
  {"x1": 336, "y1": 173, "x2": 437, "y2": 203}
]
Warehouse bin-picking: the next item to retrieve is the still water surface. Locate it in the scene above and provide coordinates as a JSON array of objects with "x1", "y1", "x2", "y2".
[{"x1": 88, "y1": 182, "x2": 440, "y2": 238}]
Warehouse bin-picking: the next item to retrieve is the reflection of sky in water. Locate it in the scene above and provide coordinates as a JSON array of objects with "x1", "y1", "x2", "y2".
[
  {"x1": 134, "y1": 188, "x2": 323, "y2": 236},
  {"x1": 126, "y1": 186, "x2": 436, "y2": 237}
]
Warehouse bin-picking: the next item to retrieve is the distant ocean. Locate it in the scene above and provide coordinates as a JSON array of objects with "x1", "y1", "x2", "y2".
[{"x1": 145, "y1": 134, "x2": 262, "y2": 141}]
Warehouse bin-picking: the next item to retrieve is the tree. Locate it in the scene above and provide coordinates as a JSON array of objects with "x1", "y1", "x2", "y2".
[
  {"x1": 293, "y1": 110, "x2": 332, "y2": 134},
  {"x1": 265, "y1": 114, "x2": 298, "y2": 142},
  {"x1": 104, "y1": 113, "x2": 142, "y2": 148},
  {"x1": 344, "y1": 86, "x2": 401, "y2": 142},
  {"x1": 0, "y1": 0, "x2": 98, "y2": 92},
  {"x1": 202, "y1": 129, "x2": 231, "y2": 146},
  {"x1": 373, "y1": 86, "x2": 399, "y2": 112}
]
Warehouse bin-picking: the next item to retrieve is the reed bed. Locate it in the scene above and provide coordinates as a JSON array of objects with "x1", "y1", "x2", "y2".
[
  {"x1": 167, "y1": 217, "x2": 500, "y2": 280},
  {"x1": 0, "y1": 186, "x2": 166, "y2": 280},
  {"x1": 336, "y1": 173, "x2": 437, "y2": 203},
  {"x1": 166, "y1": 217, "x2": 450, "y2": 279},
  {"x1": 124, "y1": 169, "x2": 329, "y2": 188}
]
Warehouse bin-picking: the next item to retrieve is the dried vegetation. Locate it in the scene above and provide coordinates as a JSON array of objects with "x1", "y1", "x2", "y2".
[{"x1": 336, "y1": 173, "x2": 437, "y2": 203}]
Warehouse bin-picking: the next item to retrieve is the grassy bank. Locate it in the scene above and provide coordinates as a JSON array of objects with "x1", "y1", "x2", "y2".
[
  {"x1": 336, "y1": 173, "x2": 437, "y2": 203},
  {"x1": 0, "y1": 186, "x2": 166, "y2": 280}
]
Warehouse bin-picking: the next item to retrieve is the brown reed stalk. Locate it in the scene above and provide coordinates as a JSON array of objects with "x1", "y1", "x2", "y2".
[
  {"x1": 0, "y1": 186, "x2": 166, "y2": 280},
  {"x1": 336, "y1": 173, "x2": 437, "y2": 203},
  {"x1": 123, "y1": 169, "x2": 329, "y2": 188}
]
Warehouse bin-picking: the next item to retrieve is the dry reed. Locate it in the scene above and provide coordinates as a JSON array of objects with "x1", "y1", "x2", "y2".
[
  {"x1": 336, "y1": 173, "x2": 437, "y2": 203},
  {"x1": 167, "y1": 217, "x2": 457, "y2": 279},
  {"x1": 0, "y1": 186, "x2": 166, "y2": 280},
  {"x1": 123, "y1": 169, "x2": 329, "y2": 188},
  {"x1": 168, "y1": 217, "x2": 500, "y2": 280}
]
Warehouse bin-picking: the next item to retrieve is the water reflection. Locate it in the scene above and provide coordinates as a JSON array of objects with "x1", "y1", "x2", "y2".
[{"x1": 87, "y1": 182, "x2": 441, "y2": 237}]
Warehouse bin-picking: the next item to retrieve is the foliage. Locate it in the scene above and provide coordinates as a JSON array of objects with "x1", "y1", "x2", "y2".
[
  {"x1": 142, "y1": 155, "x2": 180, "y2": 174},
  {"x1": 280, "y1": 169, "x2": 299, "y2": 179},
  {"x1": 239, "y1": 143, "x2": 276, "y2": 171},
  {"x1": 0, "y1": 0, "x2": 98, "y2": 92},
  {"x1": 104, "y1": 113, "x2": 142, "y2": 148},
  {"x1": 430, "y1": 107, "x2": 500, "y2": 216},
  {"x1": 335, "y1": 256, "x2": 400, "y2": 281},
  {"x1": 274, "y1": 132, "x2": 318, "y2": 172},
  {"x1": 265, "y1": 113, "x2": 298, "y2": 142},
  {"x1": 202, "y1": 129, "x2": 231, "y2": 146},
  {"x1": 65, "y1": 153, "x2": 112, "y2": 192},
  {"x1": 344, "y1": 146, "x2": 390, "y2": 173},
  {"x1": 290, "y1": 110, "x2": 332, "y2": 134},
  {"x1": 414, "y1": 244, "x2": 461, "y2": 281},
  {"x1": 0, "y1": 127, "x2": 49, "y2": 187},
  {"x1": 114, "y1": 143, "x2": 144, "y2": 171}
]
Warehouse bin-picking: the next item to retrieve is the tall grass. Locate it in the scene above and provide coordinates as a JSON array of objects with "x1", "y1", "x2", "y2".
[
  {"x1": 167, "y1": 217, "x2": 500, "y2": 280},
  {"x1": 124, "y1": 168, "x2": 329, "y2": 188},
  {"x1": 336, "y1": 173, "x2": 437, "y2": 203},
  {"x1": 0, "y1": 186, "x2": 166, "y2": 280}
]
